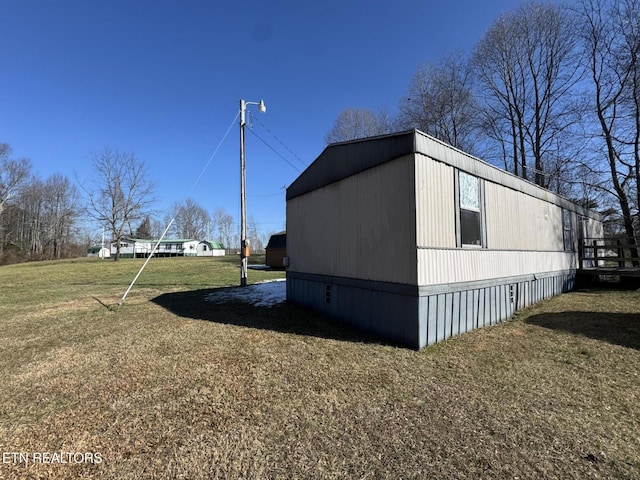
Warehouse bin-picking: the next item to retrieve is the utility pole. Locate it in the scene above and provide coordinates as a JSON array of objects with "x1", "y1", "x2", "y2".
[{"x1": 239, "y1": 99, "x2": 266, "y2": 286}]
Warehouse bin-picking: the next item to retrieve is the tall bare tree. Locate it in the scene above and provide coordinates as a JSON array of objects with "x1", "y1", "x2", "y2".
[
  {"x1": 42, "y1": 174, "x2": 79, "y2": 259},
  {"x1": 576, "y1": 0, "x2": 640, "y2": 251},
  {"x1": 1, "y1": 172, "x2": 79, "y2": 261},
  {"x1": 473, "y1": 2, "x2": 581, "y2": 189},
  {"x1": 0, "y1": 144, "x2": 31, "y2": 257},
  {"x1": 324, "y1": 107, "x2": 393, "y2": 144},
  {"x1": 212, "y1": 208, "x2": 234, "y2": 252},
  {"x1": 247, "y1": 215, "x2": 263, "y2": 253},
  {"x1": 621, "y1": 0, "x2": 640, "y2": 235},
  {"x1": 83, "y1": 148, "x2": 155, "y2": 261},
  {"x1": 0, "y1": 144, "x2": 31, "y2": 216},
  {"x1": 398, "y1": 53, "x2": 478, "y2": 153},
  {"x1": 168, "y1": 198, "x2": 211, "y2": 239}
]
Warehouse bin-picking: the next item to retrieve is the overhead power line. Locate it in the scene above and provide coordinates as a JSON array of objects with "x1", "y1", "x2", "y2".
[
  {"x1": 248, "y1": 111, "x2": 308, "y2": 168},
  {"x1": 247, "y1": 127, "x2": 302, "y2": 173},
  {"x1": 186, "y1": 111, "x2": 239, "y2": 198}
]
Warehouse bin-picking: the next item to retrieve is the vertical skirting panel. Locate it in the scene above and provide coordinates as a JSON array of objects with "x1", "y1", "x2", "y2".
[
  {"x1": 287, "y1": 274, "x2": 420, "y2": 348},
  {"x1": 287, "y1": 271, "x2": 575, "y2": 349},
  {"x1": 436, "y1": 294, "x2": 447, "y2": 342},
  {"x1": 418, "y1": 271, "x2": 576, "y2": 348},
  {"x1": 423, "y1": 295, "x2": 437, "y2": 346}
]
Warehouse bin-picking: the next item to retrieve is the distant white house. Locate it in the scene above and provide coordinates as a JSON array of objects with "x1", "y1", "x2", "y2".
[{"x1": 111, "y1": 238, "x2": 225, "y2": 258}]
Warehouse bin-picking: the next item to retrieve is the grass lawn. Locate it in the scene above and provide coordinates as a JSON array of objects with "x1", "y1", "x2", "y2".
[{"x1": 0, "y1": 256, "x2": 639, "y2": 479}]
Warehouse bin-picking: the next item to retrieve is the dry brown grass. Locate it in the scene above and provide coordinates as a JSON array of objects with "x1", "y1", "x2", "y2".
[{"x1": 1, "y1": 257, "x2": 639, "y2": 479}]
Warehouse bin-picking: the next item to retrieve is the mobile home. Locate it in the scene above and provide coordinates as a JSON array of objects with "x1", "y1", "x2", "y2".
[
  {"x1": 110, "y1": 238, "x2": 223, "y2": 258},
  {"x1": 286, "y1": 130, "x2": 603, "y2": 349}
]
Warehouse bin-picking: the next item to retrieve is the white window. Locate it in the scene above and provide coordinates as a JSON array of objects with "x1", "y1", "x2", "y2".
[
  {"x1": 459, "y1": 171, "x2": 483, "y2": 247},
  {"x1": 562, "y1": 209, "x2": 573, "y2": 251}
]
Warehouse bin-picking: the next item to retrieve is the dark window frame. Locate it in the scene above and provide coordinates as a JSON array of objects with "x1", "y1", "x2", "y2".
[
  {"x1": 562, "y1": 209, "x2": 573, "y2": 252},
  {"x1": 455, "y1": 170, "x2": 486, "y2": 248}
]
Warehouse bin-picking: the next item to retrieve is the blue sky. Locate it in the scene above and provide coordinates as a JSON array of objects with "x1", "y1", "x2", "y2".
[{"x1": 0, "y1": 0, "x2": 520, "y2": 240}]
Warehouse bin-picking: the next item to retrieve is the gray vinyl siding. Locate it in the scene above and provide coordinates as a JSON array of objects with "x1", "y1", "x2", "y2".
[
  {"x1": 484, "y1": 181, "x2": 564, "y2": 251},
  {"x1": 286, "y1": 155, "x2": 417, "y2": 285},
  {"x1": 415, "y1": 154, "x2": 456, "y2": 248}
]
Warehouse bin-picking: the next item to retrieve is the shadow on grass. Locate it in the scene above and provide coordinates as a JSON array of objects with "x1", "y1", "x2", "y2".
[
  {"x1": 151, "y1": 288, "x2": 384, "y2": 346},
  {"x1": 525, "y1": 311, "x2": 640, "y2": 350}
]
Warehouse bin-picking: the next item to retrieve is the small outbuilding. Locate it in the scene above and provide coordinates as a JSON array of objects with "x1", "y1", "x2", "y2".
[
  {"x1": 265, "y1": 231, "x2": 286, "y2": 268},
  {"x1": 196, "y1": 241, "x2": 226, "y2": 256},
  {"x1": 286, "y1": 130, "x2": 603, "y2": 349}
]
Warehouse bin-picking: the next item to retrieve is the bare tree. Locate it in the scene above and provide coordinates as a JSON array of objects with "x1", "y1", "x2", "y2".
[
  {"x1": 398, "y1": 53, "x2": 479, "y2": 153},
  {"x1": 621, "y1": 0, "x2": 640, "y2": 235},
  {"x1": 83, "y1": 148, "x2": 155, "y2": 261},
  {"x1": 576, "y1": 0, "x2": 640, "y2": 252},
  {"x1": 473, "y1": 2, "x2": 582, "y2": 189},
  {"x1": 1, "y1": 172, "x2": 79, "y2": 261},
  {"x1": 42, "y1": 174, "x2": 79, "y2": 259},
  {"x1": 0, "y1": 144, "x2": 31, "y2": 257},
  {"x1": 247, "y1": 215, "x2": 263, "y2": 253},
  {"x1": 474, "y1": 13, "x2": 527, "y2": 178},
  {"x1": 149, "y1": 218, "x2": 165, "y2": 239},
  {"x1": 0, "y1": 144, "x2": 31, "y2": 216},
  {"x1": 212, "y1": 208, "x2": 234, "y2": 253},
  {"x1": 324, "y1": 107, "x2": 393, "y2": 144},
  {"x1": 168, "y1": 198, "x2": 211, "y2": 239}
]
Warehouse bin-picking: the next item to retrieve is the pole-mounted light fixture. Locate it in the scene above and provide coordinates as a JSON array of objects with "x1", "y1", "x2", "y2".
[{"x1": 239, "y1": 99, "x2": 266, "y2": 287}]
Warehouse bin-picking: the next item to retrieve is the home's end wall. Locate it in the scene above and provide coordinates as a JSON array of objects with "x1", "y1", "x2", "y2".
[{"x1": 286, "y1": 154, "x2": 417, "y2": 285}]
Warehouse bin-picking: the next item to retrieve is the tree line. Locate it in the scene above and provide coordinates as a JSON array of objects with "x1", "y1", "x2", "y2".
[
  {"x1": 325, "y1": 0, "x2": 640, "y2": 241},
  {"x1": 0, "y1": 143, "x2": 81, "y2": 263},
  {"x1": 0, "y1": 145, "x2": 259, "y2": 264}
]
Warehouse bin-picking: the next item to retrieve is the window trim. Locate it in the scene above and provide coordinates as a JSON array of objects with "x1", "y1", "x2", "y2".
[
  {"x1": 455, "y1": 170, "x2": 486, "y2": 248},
  {"x1": 562, "y1": 208, "x2": 574, "y2": 252}
]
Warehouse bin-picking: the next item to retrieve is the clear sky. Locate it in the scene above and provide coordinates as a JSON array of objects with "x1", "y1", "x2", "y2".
[{"x1": 0, "y1": 0, "x2": 520, "y2": 241}]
